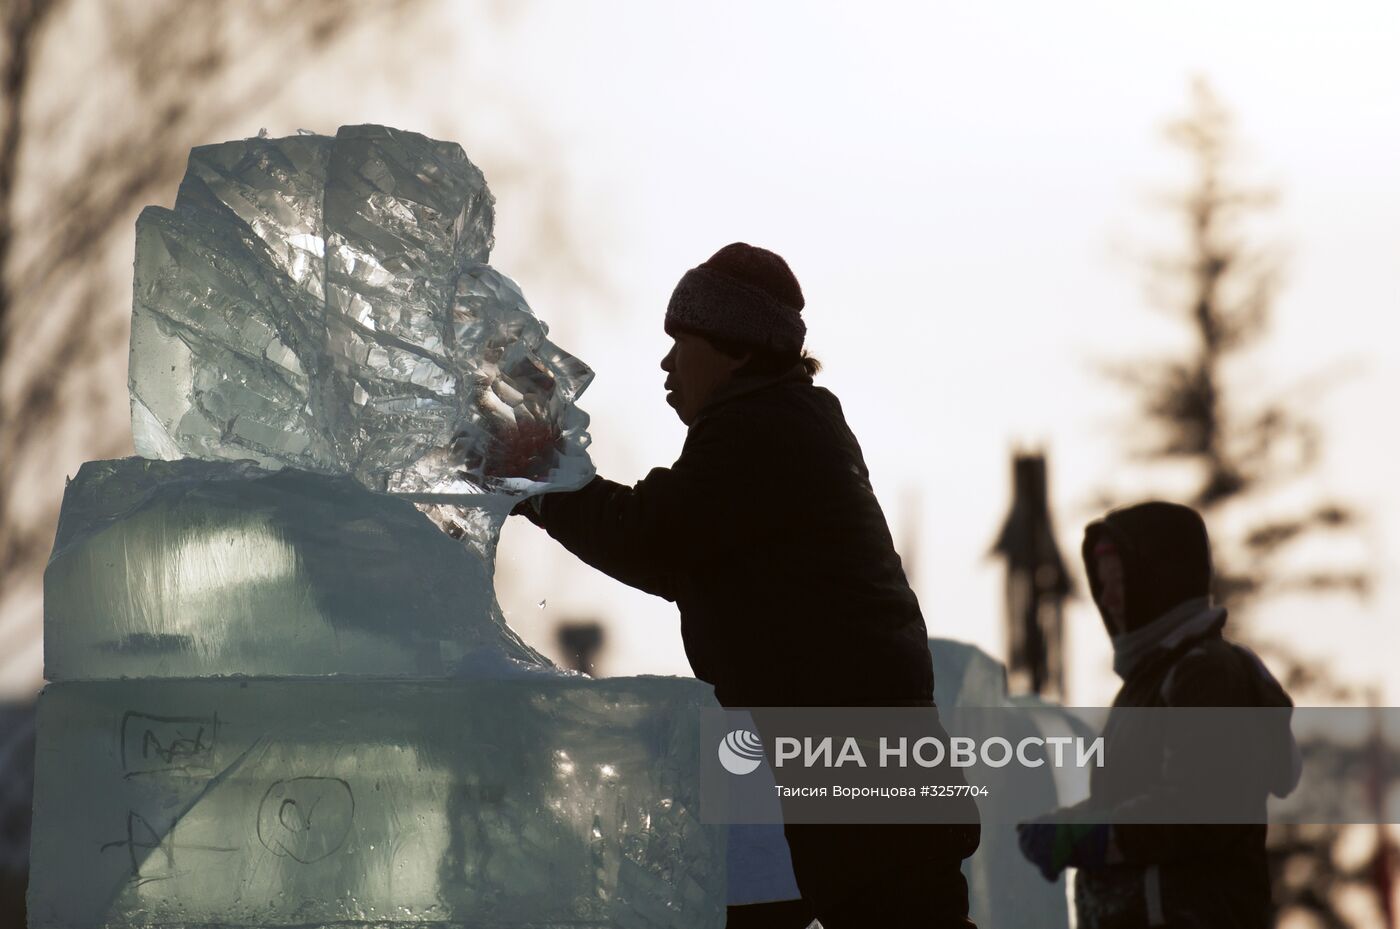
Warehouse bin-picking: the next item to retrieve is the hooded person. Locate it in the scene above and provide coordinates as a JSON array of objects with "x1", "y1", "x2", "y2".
[
  {"x1": 516, "y1": 243, "x2": 980, "y2": 927},
  {"x1": 1017, "y1": 501, "x2": 1300, "y2": 929}
]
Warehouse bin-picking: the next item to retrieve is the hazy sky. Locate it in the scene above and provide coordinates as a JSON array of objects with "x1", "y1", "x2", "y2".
[
  {"x1": 8, "y1": 1, "x2": 1396, "y2": 702},
  {"x1": 424, "y1": 1, "x2": 1399, "y2": 704}
]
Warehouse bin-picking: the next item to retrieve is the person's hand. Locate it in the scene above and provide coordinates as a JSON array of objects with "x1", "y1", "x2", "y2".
[
  {"x1": 487, "y1": 419, "x2": 562, "y2": 482},
  {"x1": 1016, "y1": 819, "x2": 1061, "y2": 881},
  {"x1": 1016, "y1": 818, "x2": 1111, "y2": 882}
]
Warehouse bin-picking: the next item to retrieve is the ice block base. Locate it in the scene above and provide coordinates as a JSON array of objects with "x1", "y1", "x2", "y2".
[{"x1": 29, "y1": 676, "x2": 723, "y2": 928}]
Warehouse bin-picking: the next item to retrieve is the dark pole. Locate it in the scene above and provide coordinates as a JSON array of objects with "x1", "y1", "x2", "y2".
[{"x1": 991, "y1": 451, "x2": 1071, "y2": 698}]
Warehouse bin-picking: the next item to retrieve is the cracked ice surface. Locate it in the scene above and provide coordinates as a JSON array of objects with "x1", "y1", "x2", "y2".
[{"x1": 129, "y1": 124, "x2": 594, "y2": 507}]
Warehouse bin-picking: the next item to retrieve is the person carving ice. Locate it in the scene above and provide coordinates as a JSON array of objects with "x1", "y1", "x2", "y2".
[
  {"x1": 1016, "y1": 502, "x2": 1300, "y2": 929},
  {"x1": 517, "y1": 243, "x2": 980, "y2": 928}
]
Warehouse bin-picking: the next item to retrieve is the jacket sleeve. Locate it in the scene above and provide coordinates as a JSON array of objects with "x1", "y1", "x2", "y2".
[{"x1": 525, "y1": 409, "x2": 765, "y2": 602}]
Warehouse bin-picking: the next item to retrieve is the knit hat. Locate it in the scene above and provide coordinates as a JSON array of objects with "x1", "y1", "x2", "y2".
[{"x1": 664, "y1": 243, "x2": 806, "y2": 353}]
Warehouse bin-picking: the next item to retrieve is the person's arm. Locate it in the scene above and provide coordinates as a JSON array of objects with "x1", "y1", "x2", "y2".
[
  {"x1": 518, "y1": 475, "x2": 678, "y2": 599},
  {"x1": 520, "y1": 408, "x2": 765, "y2": 601}
]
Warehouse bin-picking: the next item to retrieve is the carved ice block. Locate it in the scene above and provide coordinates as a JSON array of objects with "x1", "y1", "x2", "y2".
[{"x1": 44, "y1": 458, "x2": 543, "y2": 680}]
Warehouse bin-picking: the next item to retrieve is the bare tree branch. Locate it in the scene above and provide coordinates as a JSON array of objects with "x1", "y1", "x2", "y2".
[
  {"x1": 0, "y1": 0, "x2": 432, "y2": 692},
  {"x1": 0, "y1": 0, "x2": 58, "y2": 368}
]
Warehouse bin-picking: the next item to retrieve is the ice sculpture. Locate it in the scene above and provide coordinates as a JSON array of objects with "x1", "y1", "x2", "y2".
[
  {"x1": 129, "y1": 124, "x2": 593, "y2": 503},
  {"x1": 51, "y1": 124, "x2": 601, "y2": 680},
  {"x1": 31, "y1": 125, "x2": 724, "y2": 928}
]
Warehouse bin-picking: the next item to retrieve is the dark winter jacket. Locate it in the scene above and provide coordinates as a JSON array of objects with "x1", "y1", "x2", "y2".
[
  {"x1": 525, "y1": 365, "x2": 934, "y2": 709},
  {"x1": 1071, "y1": 503, "x2": 1298, "y2": 929}
]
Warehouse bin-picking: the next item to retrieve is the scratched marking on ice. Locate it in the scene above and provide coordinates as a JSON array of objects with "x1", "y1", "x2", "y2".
[
  {"x1": 99, "y1": 811, "x2": 235, "y2": 884},
  {"x1": 120, "y1": 711, "x2": 218, "y2": 778},
  {"x1": 256, "y1": 777, "x2": 355, "y2": 863}
]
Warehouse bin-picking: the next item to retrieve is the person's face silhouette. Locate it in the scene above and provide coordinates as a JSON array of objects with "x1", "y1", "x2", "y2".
[
  {"x1": 660, "y1": 331, "x2": 748, "y2": 426},
  {"x1": 1095, "y1": 547, "x2": 1128, "y2": 635}
]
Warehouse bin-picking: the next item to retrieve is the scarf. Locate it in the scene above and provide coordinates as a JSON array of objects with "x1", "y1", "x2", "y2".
[{"x1": 1111, "y1": 596, "x2": 1225, "y2": 680}]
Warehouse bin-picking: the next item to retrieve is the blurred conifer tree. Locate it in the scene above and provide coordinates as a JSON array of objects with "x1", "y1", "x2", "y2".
[{"x1": 1103, "y1": 77, "x2": 1385, "y2": 929}]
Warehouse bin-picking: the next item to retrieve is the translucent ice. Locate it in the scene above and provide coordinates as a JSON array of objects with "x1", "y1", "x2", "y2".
[
  {"x1": 45, "y1": 457, "x2": 546, "y2": 680},
  {"x1": 32, "y1": 124, "x2": 724, "y2": 926},
  {"x1": 130, "y1": 124, "x2": 593, "y2": 504},
  {"x1": 28, "y1": 677, "x2": 724, "y2": 928}
]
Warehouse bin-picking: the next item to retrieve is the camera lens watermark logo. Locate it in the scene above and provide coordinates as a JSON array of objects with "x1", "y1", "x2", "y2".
[{"x1": 718, "y1": 729, "x2": 764, "y2": 775}]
